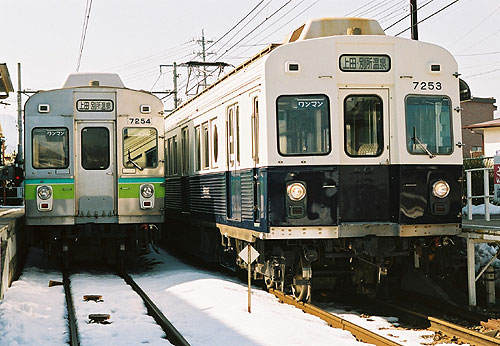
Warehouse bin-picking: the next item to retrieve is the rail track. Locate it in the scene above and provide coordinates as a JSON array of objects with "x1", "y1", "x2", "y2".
[
  {"x1": 269, "y1": 289, "x2": 500, "y2": 346},
  {"x1": 63, "y1": 270, "x2": 190, "y2": 346}
]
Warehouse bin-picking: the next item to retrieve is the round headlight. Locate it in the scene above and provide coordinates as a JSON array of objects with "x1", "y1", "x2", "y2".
[
  {"x1": 37, "y1": 185, "x2": 52, "y2": 200},
  {"x1": 140, "y1": 184, "x2": 154, "y2": 198},
  {"x1": 287, "y1": 182, "x2": 306, "y2": 201},
  {"x1": 432, "y1": 180, "x2": 450, "y2": 198}
]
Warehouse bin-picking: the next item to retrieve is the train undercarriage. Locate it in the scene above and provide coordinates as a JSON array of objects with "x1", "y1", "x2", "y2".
[
  {"x1": 220, "y1": 234, "x2": 458, "y2": 302},
  {"x1": 28, "y1": 223, "x2": 162, "y2": 266}
]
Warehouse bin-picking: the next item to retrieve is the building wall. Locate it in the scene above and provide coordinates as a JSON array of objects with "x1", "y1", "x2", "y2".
[
  {"x1": 461, "y1": 97, "x2": 497, "y2": 157},
  {"x1": 483, "y1": 128, "x2": 500, "y2": 157}
]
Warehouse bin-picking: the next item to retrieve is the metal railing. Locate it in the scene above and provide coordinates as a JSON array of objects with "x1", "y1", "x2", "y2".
[{"x1": 465, "y1": 167, "x2": 493, "y2": 221}]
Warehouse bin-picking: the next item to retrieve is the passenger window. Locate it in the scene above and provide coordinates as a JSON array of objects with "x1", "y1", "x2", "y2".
[
  {"x1": 344, "y1": 95, "x2": 383, "y2": 157},
  {"x1": 195, "y1": 126, "x2": 201, "y2": 171},
  {"x1": 252, "y1": 97, "x2": 259, "y2": 164},
  {"x1": 82, "y1": 127, "x2": 109, "y2": 170},
  {"x1": 277, "y1": 94, "x2": 330, "y2": 155},
  {"x1": 32, "y1": 127, "x2": 69, "y2": 169},
  {"x1": 211, "y1": 119, "x2": 218, "y2": 167},
  {"x1": 405, "y1": 95, "x2": 452, "y2": 155},
  {"x1": 202, "y1": 122, "x2": 209, "y2": 169},
  {"x1": 181, "y1": 127, "x2": 189, "y2": 175},
  {"x1": 123, "y1": 127, "x2": 158, "y2": 169}
]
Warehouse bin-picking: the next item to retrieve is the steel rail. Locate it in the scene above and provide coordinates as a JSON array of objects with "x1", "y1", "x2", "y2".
[
  {"x1": 269, "y1": 289, "x2": 403, "y2": 346},
  {"x1": 62, "y1": 270, "x2": 80, "y2": 346},
  {"x1": 384, "y1": 303, "x2": 500, "y2": 346},
  {"x1": 119, "y1": 271, "x2": 190, "y2": 346}
]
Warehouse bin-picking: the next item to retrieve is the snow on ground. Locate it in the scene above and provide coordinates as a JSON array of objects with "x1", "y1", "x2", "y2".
[
  {"x1": 462, "y1": 203, "x2": 500, "y2": 216},
  {"x1": 0, "y1": 247, "x2": 475, "y2": 345},
  {"x1": 71, "y1": 272, "x2": 169, "y2": 345},
  {"x1": 0, "y1": 248, "x2": 67, "y2": 346}
]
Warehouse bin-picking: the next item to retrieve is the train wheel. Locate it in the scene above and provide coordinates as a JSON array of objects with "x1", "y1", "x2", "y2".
[{"x1": 291, "y1": 252, "x2": 312, "y2": 302}]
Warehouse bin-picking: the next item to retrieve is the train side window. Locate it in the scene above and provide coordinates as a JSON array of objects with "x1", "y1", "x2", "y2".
[
  {"x1": 166, "y1": 138, "x2": 172, "y2": 175},
  {"x1": 195, "y1": 126, "x2": 201, "y2": 172},
  {"x1": 405, "y1": 95, "x2": 452, "y2": 155},
  {"x1": 202, "y1": 122, "x2": 210, "y2": 169},
  {"x1": 123, "y1": 127, "x2": 158, "y2": 170},
  {"x1": 32, "y1": 127, "x2": 69, "y2": 169},
  {"x1": 211, "y1": 119, "x2": 218, "y2": 167},
  {"x1": 236, "y1": 105, "x2": 240, "y2": 165},
  {"x1": 344, "y1": 95, "x2": 383, "y2": 157},
  {"x1": 276, "y1": 94, "x2": 330, "y2": 156},
  {"x1": 252, "y1": 97, "x2": 259, "y2": 164},
  {"x1": 82, "y1": 127, "x2": 110, "y2": 170},
  {"x1": 181, "y1": 127, "x2": 189, "y2": 175},
  {"x1": 172, "y1": 135, "x2": 178, "y2": 174}
]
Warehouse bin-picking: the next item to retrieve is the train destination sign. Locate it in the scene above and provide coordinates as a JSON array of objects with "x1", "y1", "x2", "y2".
[
  {"x1": 76, "y1": 99, "x2": 114, "y2": 112},
  {"x1": 340, "y1": 54, "x2": 391, "y2": 72}
]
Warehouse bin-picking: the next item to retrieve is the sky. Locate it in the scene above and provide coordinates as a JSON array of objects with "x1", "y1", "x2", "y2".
[{"x1": 1, "y1": 0, "x2": 500, "y2": 152}]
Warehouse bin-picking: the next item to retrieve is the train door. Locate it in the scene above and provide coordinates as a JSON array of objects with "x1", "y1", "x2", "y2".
[
  {"x1": 226, "y1": 103, "x2": 241, "y2": 221},
  {"x1": 75, "y1": 121, "x2": 116, "y2": 222},
  {"x1": 251, "y1": 96, "x2": 261, "y2": 224},
  {"x1": 338, "y1": 89, "x2": 391, "y2": 222}
]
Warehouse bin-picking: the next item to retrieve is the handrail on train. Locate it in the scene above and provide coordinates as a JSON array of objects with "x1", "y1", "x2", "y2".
[{"x1": 465, "y1": 166, "x2": 493, "y2": 221}]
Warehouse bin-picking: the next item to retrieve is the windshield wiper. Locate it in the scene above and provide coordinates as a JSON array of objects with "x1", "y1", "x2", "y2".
[
  {"x1": 127, "y1": 149, "x2": 144, "y2": 171},
  {"x1": 412, "y1": 127, "x2": 435, "y2": 159}
]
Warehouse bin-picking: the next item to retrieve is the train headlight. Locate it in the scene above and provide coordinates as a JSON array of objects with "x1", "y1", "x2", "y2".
[
  {"x1": 140, "y1": 184, "x2": 154, "y2": 198},
  {"x1": 287, "y1": 182, "x2": 306, "y2": 201},
  {"x1": 432, "y1": 180, "x2": 450, "y2": 198},
  {"x1": 37, "y1": 185, "x2": 52, "y2": 200}
]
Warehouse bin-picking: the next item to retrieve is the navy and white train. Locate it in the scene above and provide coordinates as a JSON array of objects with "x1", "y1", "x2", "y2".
[{"x1": 163, "y1": 18, "x2": 463, "y2": 301}]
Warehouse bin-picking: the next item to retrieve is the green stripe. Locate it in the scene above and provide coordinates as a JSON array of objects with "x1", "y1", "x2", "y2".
[
  {"x1": 118, "y1": 182, "x2": 165, "y2": 199},
  {"x1": 118, "y1": 177, "x2": 164, "y2": 183},
  {"x1": 25, "y1": 183, "x2": 75, "y2": 200},
  {"x1": 25, "y1": 178, "x2": 75, "y2": 185}
]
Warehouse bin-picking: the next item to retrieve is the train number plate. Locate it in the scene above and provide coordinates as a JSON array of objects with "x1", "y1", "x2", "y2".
[
  {"x1": 77, "y1": 99, "x2": 114, "y2": 112},
  {"x1": 413, "y1": 81, "x2": 442, "y2": 90},
  {"x1": 128, "y1": 118, "x2": 152, "y2": 125}
]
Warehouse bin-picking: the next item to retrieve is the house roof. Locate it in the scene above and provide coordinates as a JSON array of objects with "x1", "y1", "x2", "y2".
[{"x1": 464, "y1": 118, "x2": 500, "y2": 129}]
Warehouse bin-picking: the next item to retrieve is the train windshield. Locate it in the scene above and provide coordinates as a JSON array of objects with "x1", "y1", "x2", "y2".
[
  {"x1": 81, "y1": 127, "x2": 110, "y2": 170},
  {"x1": 405, "y1": 96, "x2": 452, "y2": 156},
  {"x1": 32, "y1": 128, "x2": 69, "y2": 169},
  {"x1": 344, "y1": 95, "x2": 383, "y2": 157},
  {"x1": 123, "y1": 128, "x2": 158, "y2": 169},
  {"x1": 277, "y1": 95, "x2": 330, "y2": 155}
]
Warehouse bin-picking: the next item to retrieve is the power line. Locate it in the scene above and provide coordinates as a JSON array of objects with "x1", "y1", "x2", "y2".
[
  {"x1": 217, "y1": 0, "x2": 293, "y2": 61},
  {"x1": 465, "y1": 67, "x2": 500, "y2": 78},
  {"x1": 76, "y1": 0, "x2": 93, "y2": 71},
  {"x1": 384, "y1": 0, "x2": 434, "y2": 31},
  {"x1": 206, "y1": 0, "x2": 265, "y2": 52},
  {"x1": 449, "y1": 3, "x2": 500, "y2": 47},
  {"x1": 212, "y1": 0, "x2": 274, "y2": 57},
  {"x1": 394, "y1": 0, "x2": 458, "y2": 37}
]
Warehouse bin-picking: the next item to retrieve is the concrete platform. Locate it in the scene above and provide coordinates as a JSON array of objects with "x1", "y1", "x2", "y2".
[{"x1": 0, "y1": 207, "x2": 26, "y2": 299}]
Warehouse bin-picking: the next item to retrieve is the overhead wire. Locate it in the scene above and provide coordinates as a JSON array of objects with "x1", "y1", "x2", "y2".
[
  {"x1": 448, "y1": 3, "x2": 500, "y2": 47},
  {"x1": 384, "y1": 0, "x2": 435, "y2": 31},
  {"x1": 76, "y1": 0, "x2": 93, "y2": 72},
  {"x1": 212, "y1": 0, "x2": 275, "y2": 57},
  {"x1": 394, "y1": 0, "x2": 459, "y2": 37},
  {"x1": 206, "y1": 0, "x2": 266, "y2": 52},
  {"x1": 217, "y1": 0, "x2": 293, "y2": 61}
]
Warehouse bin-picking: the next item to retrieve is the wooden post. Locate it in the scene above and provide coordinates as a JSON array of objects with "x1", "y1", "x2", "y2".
[{"x1": 248, "y1": 244, "x2": 251, "y2": 313}]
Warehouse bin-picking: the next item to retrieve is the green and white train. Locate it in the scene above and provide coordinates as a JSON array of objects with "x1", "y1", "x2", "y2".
[{"x1": 24, "y1": 73, "x2": 164, "y2": 260}]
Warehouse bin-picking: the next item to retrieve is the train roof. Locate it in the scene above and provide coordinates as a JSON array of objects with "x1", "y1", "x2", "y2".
[
  {"x1": 62, "y1": 73, "x2": 125, "y2": 88},
  {"x1": 283, "y1": 17, "x2": 385, "y2": 43}
]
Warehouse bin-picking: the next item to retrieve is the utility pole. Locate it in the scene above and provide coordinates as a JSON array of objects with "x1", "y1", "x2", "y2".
[
  {"x1": 157, "y1": 64, "x2": 180, "y2": 111},
  {"x1": 410, "y1": 0, "x2": 419, "y2": 40},
  {"x1": 196, "y1": 29, "x2": 214, "y2": 89},
  {"x1": 16, "y1": 63, "x2": 23, "y2": 163}
]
